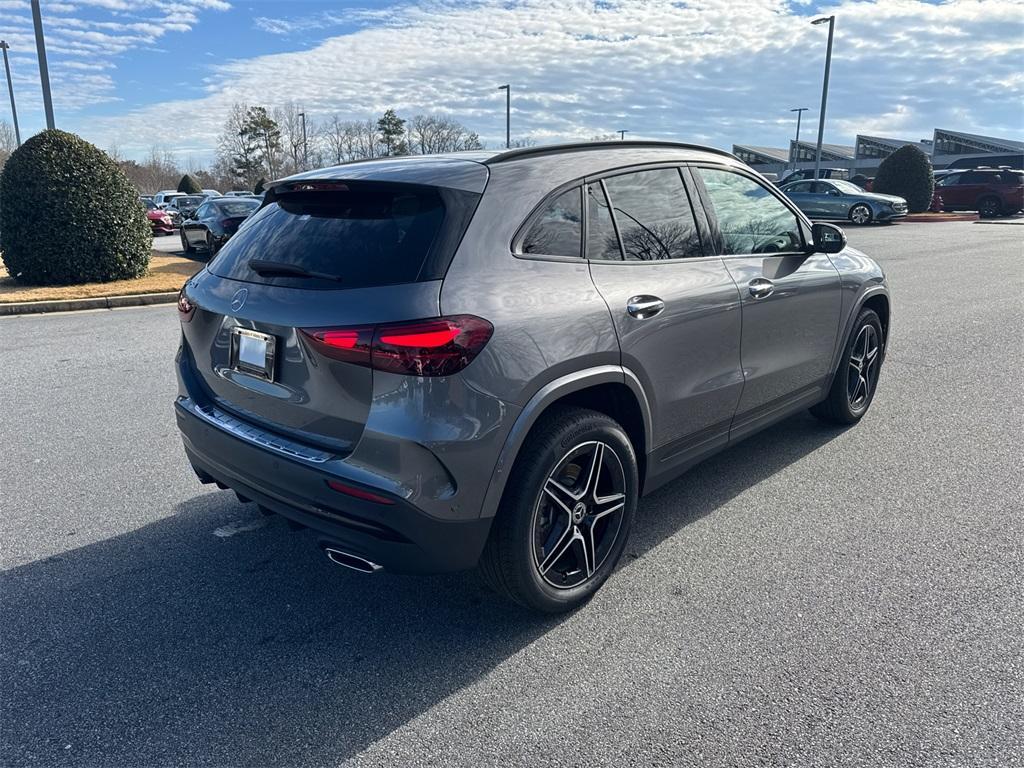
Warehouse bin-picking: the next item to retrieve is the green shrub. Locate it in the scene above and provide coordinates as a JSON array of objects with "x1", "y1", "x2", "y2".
[
  {"x1": 177, "y1": 173, "x2": 202, "y2": 194},
  {"x1": 873, "y1": 145, "x2": 934, "y2": 213},
  {"x1": 0, "y1": 130, "x2": 151, "y2": 285}
]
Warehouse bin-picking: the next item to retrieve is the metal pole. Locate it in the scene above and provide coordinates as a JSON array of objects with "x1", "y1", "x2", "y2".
[
  {"x1": 1, "y1": 41, "x2": 20, "y2": 146},
  {"x1": 497, "y1": 84, "x2": 510, "y2": 148},
  {"x1": 299, "y1": 111, "x2": 307, "y2": 170},
  {"x1": 618, "y1": 130, "x2": 628, "y2": 140},
  {"x1": 789, "y1": 107, "x2": 807, "y2": 172},
  {"x1": 812, "y1": 15, "x2": 834, "y2": 182},
  {"x1": 31, "y1": 0, "x2": 55, "y2": 129}
]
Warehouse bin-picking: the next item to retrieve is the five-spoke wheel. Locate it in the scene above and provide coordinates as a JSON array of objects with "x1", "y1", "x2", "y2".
[
  {"x1": 533, "y1": 441, "x2": 626, "y2": 589},
  {"x1": 480, "y1": 407, "x2": 638, "y2": 613},
  {"x1": 811, "y1": 307, "x2": 884, "y2": 424}
]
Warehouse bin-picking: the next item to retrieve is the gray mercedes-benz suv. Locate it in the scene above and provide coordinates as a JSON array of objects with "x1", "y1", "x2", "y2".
[{"x1": 175, "y1": 141, "x2": 890, "y2": 612}]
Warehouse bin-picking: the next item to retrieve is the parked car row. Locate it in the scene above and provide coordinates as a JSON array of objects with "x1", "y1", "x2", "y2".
[
  {"x1": 180, "y1": 196, "x2": 262, "y2": 255},
  {"x1": 777, "y1": 165, "x2": 1022, "y2": 222}
]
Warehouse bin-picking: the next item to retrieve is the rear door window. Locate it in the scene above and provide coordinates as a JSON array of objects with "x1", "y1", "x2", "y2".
[
  {"x1": 521, "y1": 187, "x2": 582, "y2": 258},
  {"x1": 602, "y1": 169, "x2": 702, "y2": 261},
  {"x1": 207, "y1": 182, "x2": 479, "y2": 289}
]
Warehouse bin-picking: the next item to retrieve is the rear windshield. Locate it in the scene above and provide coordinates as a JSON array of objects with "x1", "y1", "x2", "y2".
[
  {"x1": 216, "y1": 200, "x2": 260, "y2": 217},
  {"x1": 207, "y1": 182, "x2": 479, "y2": 289}
]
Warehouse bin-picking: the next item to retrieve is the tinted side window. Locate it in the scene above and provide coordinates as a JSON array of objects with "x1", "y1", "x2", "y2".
[
  {"x1": 786, "y1": 181, "x2": 813, "y2": 194},
  {"x1": 196, "y1": 203, "x2": 211, "y2": 218},
  {"x1": 603, "y1": 169, "x2": 702, "y2": 261},
  {"x1": 936, "y1": 173, "x2": 961, "y2": 187},
  {"x1": 586, "y1": 182, "x2": 623, "y2": 261},
  {"x1": 961, "y1": 171, "x2": 988, "y2": 184},
  {"x1": 697, "y1": 168, "x2": 803, "y2": 255},
  {"x1": 521, "y1": 187, "x2": 582, "y2": 258}
]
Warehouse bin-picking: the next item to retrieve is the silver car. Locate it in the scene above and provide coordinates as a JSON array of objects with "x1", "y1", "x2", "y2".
[
  {"x1": 781, "y1": 179, "x2": 908, "y2": 225},
  {"x1": 175, "y1": 142, "x2": 890, "y2": 612}
]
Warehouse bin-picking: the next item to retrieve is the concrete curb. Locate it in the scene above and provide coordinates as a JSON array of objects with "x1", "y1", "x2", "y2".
[
  {"x1": 902, "y1": 213, "x2": 978, "y2": 223},
  {"x1": 0, "y1": 291, "x2": 178, "y2": 317}
]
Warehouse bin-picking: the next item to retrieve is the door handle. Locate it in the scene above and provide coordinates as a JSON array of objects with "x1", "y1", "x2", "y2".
[
  {"x1": 748, "y1": 278, "x2": 774, "y2": 300},
  {"x1": 626, "y1": 295, "x2": 665, "y2": 319}
]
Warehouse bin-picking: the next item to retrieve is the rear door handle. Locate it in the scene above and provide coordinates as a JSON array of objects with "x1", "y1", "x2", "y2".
[
  {"x1": 626, "y1": 295, "x2": 665, "y2": 319},
  {"x1": 748, "y1": 278, "x2": 774, "y2": 299}
]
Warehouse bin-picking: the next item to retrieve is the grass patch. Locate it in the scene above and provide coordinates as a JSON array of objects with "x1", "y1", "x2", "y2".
[{"x1": 0, "y1": 251, "x2": 203, "y2": 304}]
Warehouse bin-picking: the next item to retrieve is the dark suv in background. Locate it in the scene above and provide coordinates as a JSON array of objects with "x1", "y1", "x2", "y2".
[
  {"x1": 175, "y1": 142, "x2": 890, "y2": 612},
  {"x1": 935, "y1": 167, "x2": 1024, "y2": 217}
]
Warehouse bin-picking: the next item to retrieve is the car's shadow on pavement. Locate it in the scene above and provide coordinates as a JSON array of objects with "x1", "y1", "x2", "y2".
[{"x1": 2, "y1": 412, "x2": 844, "y2": 766}]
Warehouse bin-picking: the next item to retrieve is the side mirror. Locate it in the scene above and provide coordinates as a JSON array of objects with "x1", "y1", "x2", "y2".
[{"x1": 812, "y1": 222, "x2": 846, "y2": 254}]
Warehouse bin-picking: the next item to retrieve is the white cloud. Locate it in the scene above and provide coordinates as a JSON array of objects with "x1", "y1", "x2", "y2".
[{"x1": 14, "y1": 0, "x2": 1024, "y2": 161}]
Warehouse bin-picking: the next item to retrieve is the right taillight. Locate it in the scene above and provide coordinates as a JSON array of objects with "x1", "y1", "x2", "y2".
[
  {"x1": 300, "y1": 315, "x2": 492, "y2": 377},
  {"x1": 177, "y1": 286, "x2": 195, "y2": 322}
]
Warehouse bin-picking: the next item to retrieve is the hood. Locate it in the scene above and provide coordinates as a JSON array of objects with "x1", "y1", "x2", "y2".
[
  {"x1": 860, "y1": 191, "x2": 906, "y2": 204},
  {"x1": 147, "y1": 210, "x2": 171, "y2": 221}
]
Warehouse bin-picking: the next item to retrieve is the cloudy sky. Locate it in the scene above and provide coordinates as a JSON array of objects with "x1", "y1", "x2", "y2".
[{"x1": 1, "y1": 0, "x2": 1022, "y2": 162}]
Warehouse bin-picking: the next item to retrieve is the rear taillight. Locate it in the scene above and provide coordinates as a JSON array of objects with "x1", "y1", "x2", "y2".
[
  {"x1": 326, "y1": 479, "x2": 395, "y2": 505},
  {"x1": 300, "y1": 315, "x2": 492, "y2": 377},
  {"x1": 177, "y1": 287, "x2": 195, "y2": 322}
]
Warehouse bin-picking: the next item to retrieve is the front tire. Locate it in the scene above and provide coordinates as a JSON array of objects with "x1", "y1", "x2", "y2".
[
  {"x1": 811, "y1": 308, "x2": 884, "y2": 425},
  {"x1": 479, "y1": 407, "x2": 638, "y2": 613},
  {"x1": 180, "y1": 230, "x2": 195, "y2": 254},
  {"x1": 849, "y1": 203, "x2": 873, "y2": 225}
]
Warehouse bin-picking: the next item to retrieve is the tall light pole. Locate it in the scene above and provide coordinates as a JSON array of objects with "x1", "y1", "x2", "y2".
[
  {"x1": 789, "y1": 107, "x2": 808, "y2": 171},
  {"x1": 0, "y1": 41, "x2": 20, "y2": 146},
  {"x1": 617, "y1": 130, "x2": 628, "y2": 140},
  {"x1": 31, "y1": 0, "x2": 55, "y2": 129},
  {"x1": 298, "y1": 111, "x2": 307, "y2": 170},
  {"x1": 811, "y1": 15, "x2": 835, "y2": 182},
  {"x1": 497, "y1": 84, "x2": 510, "y2": 148}
]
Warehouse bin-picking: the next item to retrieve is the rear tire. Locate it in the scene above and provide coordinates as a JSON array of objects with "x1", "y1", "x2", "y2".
[
  {"x1": 978, "y1": 196, "x2": 1002, "y2": 218},
  {"x1": 479, "y1": 407, "x2": 638, "y2": 613}
]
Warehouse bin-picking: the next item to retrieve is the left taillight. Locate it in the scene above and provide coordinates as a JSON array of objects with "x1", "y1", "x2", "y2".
[
  {"x1": 300, "y1": 315, "x2": 492, "y2": 377},
  {"x1": 177, "y1": 287, "x2": 195, "y2": 322}
]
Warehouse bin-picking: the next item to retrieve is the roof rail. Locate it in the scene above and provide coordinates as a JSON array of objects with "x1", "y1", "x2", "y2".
[{"x1": 483, "y1": 140, "x2": 737, "y2": 165}]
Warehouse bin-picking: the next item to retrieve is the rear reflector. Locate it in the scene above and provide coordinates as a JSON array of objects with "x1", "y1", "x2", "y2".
[
  {"x1": 177, "y1": 287, "x2": 195, "y2": 322},
  {"x1": 326, "y1": 479, "x2": 395, "y2": 505},
  {"x1": 301, "y1": 315, "x2": 492, "y2": 377}
]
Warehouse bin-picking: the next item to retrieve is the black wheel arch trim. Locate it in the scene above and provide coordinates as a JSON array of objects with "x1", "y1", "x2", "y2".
[
  {"x1": 825, "y1": 285, "x2": 890, "y2": 391},
  {"x1": 479, "y1": 365, "x2": 652, "y2": 519}
]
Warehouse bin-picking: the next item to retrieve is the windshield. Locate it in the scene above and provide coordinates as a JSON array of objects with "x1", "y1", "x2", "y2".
[
  {"x1": 142, "y1": 199, "x2": 156, "y2": 210},
  {"x1": 830, "y1": 180, "x2": 866, "y2": 194}
]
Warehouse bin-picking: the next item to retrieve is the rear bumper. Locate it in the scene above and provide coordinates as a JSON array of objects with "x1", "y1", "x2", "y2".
[{"x1": 175, "y1": 399, "x2": 492, "y2": 573}]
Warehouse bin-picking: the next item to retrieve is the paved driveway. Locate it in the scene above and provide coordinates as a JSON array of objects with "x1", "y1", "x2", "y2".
[{"x1": 1, "y1": 221, "x2": 1021, "y2": 767}]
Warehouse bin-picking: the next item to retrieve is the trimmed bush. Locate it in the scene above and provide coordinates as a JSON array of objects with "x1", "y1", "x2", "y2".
[
  {"x1": 177, "y1": 173, "x2": 202, "y2": 194},
  {"x1": 0, "y1": 130, "x2": 151, "y2": 285},
  {"x1": 872, "y1": 144, "x2": 934, "y2": 213}
]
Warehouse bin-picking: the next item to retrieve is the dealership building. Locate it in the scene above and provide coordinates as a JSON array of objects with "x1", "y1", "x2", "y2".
[{"x1": 734, "y1": 128, "x2": 1024, "y2": 178}]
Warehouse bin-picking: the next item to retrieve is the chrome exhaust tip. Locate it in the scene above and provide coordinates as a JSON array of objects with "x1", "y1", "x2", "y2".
[{"x1": 321, "y1": 546, "x2": 382, "y2": 574}]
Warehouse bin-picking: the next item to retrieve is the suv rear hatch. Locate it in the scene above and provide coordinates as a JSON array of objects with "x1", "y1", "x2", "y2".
[{"x1": 179, "y1": 172, "x2": 484, "y2": 454}]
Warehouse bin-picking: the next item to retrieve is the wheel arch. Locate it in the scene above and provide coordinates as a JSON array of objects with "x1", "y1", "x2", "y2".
[
  {"x1": 826, "y1": 287, "x2": 890, "y2": 391},
  {"x1": 479, "y1": 367, "x2": 652, "y2": 519}
]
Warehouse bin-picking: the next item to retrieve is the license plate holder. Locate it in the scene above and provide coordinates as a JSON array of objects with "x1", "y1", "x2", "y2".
[{"x1": 230, "y1": 328, "x2": 277, "y2": 381}]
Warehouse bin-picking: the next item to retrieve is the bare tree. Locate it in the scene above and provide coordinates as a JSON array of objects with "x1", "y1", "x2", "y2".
[
  {"x1": 0, "y1": 120, "x2": 16, "y2": 171},
  {"x1": 275, "y1": 101, "x2": 307, "y2": 175},
  {"x1": 407, "y1": 115, "x2": 482, "y2": 155}
]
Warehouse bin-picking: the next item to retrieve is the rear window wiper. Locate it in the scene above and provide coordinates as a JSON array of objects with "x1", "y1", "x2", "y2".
[{"x1": 248, "y1": 259, "x2": 344, "y2": 283}]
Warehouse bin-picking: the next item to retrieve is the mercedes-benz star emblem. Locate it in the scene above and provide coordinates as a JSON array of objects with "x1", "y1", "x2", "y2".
[{"x1": 230, "y1": 288, "x2": 248, "y2": 313}]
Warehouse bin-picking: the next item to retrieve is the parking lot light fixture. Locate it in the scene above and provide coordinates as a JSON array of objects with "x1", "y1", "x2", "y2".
[
  {"x1": 0, "y1": 40, "x2": 20, "y2": 146},
  {"x1": 31, "y1": 0, "x2": 55, "y2": 130},
  {"x1": 811, "y1": 15, "x2": 835, "y2": 182},
  {"x1": 497, "y1": 84, "x2": 510, "y2": 149},
  {"x1": 789, "y1": 107, "x2": 808, "y2": 171}
]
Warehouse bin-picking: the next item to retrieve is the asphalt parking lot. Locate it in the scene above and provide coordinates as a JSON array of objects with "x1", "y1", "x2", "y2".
[{"x1": 1, "y1": 221, "x2": 1021, "y2": 767}]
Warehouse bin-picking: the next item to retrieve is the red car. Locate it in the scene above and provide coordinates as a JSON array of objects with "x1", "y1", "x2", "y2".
[
  {"x1": 143, "y1": 198, "x2": 175, "y2": 235},
  {"x1": 934, "y1": 168, "x2": 1024, "y2": 218}
]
